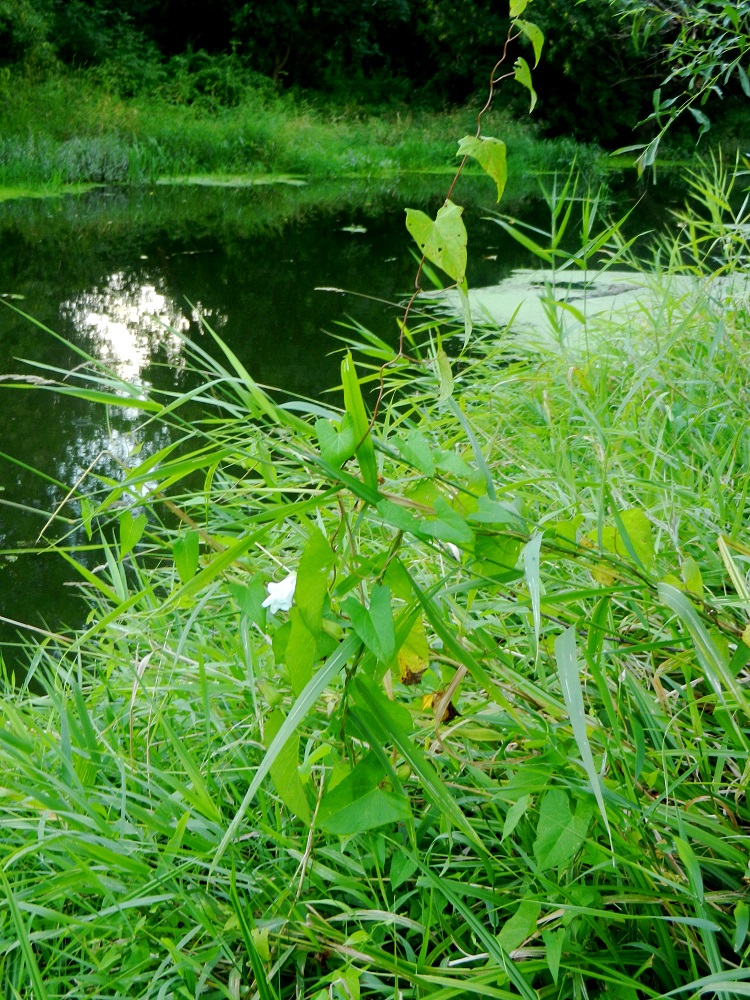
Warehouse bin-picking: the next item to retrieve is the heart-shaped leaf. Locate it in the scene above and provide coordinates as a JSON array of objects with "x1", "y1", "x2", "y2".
[
  {"x1": 405, "y1": 200, "x2": 467, "y2": 284},
  {"x1": 315, "y1": 412, "x2": 357, "y2": 468}
]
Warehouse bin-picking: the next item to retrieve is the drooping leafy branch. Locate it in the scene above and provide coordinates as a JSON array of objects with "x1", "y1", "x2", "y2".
[{"x1": 613, "y1": 0, "x2": 750, "y2": 171}]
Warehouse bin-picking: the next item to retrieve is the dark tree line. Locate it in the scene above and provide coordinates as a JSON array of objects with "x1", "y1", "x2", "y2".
[{"x1": 0, "y1": 0, "x2": 745, "y2": 145}]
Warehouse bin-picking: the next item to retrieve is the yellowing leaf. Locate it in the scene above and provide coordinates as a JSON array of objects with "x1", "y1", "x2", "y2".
[
  {"x1": 592, "y1": 565, "x2": 618, "y2": 586},
  {"x1": 397, "y1": 616, "x2": 430, "y2": 684},
  {"x1": 617, "y1": 508, "x2": 656, "y2": 570},
  {"x1": 405, "y1": 200, "x2": 467, "y2": 284},
  {"x1": 585, "y1": 508, "x2": 655, "y2": 583},
  {"x1": 422, "y1": 690, "x2": 459, "y2": 722},
  {"x1": 456, "y1": 135, "x2": 507, "y2": 202}
]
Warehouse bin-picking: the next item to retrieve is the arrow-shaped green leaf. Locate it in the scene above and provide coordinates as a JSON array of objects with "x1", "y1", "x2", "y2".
[
  {"x1": 457, "y1": 135, "x2": 507, "y2": 203},
  {"x1": 515, "y1": 19, "x2": 544, "y2": 68},
  {"x1": 514, "y1": 56, "x2": 538, "y2": 112}
]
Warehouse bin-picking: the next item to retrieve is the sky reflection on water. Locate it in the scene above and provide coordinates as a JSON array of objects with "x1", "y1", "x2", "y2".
[{"x1": 61, "y1": 271, "x2": 192, "y2": 382}]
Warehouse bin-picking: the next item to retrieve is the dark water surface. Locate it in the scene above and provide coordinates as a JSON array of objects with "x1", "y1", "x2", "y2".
[{"x1": 0, "y1": 173, "x2": 673, "y2": 674}]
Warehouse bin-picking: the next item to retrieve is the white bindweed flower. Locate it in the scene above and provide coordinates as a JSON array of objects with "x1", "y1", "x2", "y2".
[{"x1": 262, "y1": 572, "x2": 297, "y2": 614}]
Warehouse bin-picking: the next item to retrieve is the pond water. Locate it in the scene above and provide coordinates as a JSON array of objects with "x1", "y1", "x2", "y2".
[{"x1": 0, "y1": 172, "x2": 675, "y2": 676}]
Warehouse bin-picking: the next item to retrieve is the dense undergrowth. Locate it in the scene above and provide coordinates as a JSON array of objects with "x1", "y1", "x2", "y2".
[
  {"x1": 1, "y1": 160, "x2": 750, "y2": 997},
  {"x1": 0, "y1": 66, "x2": 602, "y2": 189}
]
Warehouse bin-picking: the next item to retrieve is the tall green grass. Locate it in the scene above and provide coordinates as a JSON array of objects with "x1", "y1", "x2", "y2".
[
  {"x1": 2, "y1": 163, "x2": 750, "y2": 998},
  {"x1": 0, "y1": 68, "x2": 603, "y2": 188}
]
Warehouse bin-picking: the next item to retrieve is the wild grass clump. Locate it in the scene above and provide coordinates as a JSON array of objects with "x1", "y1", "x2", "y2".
[
  {"x1": 0, "y1": 66, "x2": 602, "y2": 188},
  {"x1": 2, "y1": 167, "x2": 750, "y2": 998}
]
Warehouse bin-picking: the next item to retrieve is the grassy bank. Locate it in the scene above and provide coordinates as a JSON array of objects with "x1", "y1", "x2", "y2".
[
  {"x1": 0, "y1": 68, "x2": 603, "y2": 189},
  {"x1": 1, "y1": 165, "x2": 750, "y2": 996}
]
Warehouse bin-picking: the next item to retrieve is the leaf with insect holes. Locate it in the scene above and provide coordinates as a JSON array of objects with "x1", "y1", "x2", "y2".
[
  {"x1": 457, "y1": 135, "x2": 507, "y2": 202},
  {"x1": 514, "y1": 56, "x2": 537, "y2": 112},
  {"x1": 405, "y1": 200, "x2": 467, "y2": 284}
]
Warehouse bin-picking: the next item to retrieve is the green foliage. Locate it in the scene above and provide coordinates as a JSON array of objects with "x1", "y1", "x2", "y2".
[
  {"x1": 456, "y1": 134, "x2": 507, "y2": 201},
  {"x1": 405, "y1": 200, "x2": 468, "y2": 283},
  {"x1": 2, "y1": 0, "x2": 746, "y2": 155},
  {"x1": 4, "y1": 160, "x2": 750, "y2": 996},
  {"x1": 4, "y1": 4, "x2": 750, "y2": 994},
  {"x1": 0, "y1": 0, "x2": 698, "y2": 148},
  {"x1": 615, "y1": 0, "x2": 750, "y2": 168},
  {"x1": 0, "y1": 67, "x2": 586, "y2": 188},
  {"x1": 0, "y1": 0, "x2": 55, "y2": 69},
  {"x1": 526, "y1": 0, "x2": 657, "y2": 144},
  {"x1": 513, "y1": 55, "x2": 538, "y2": 112}
]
